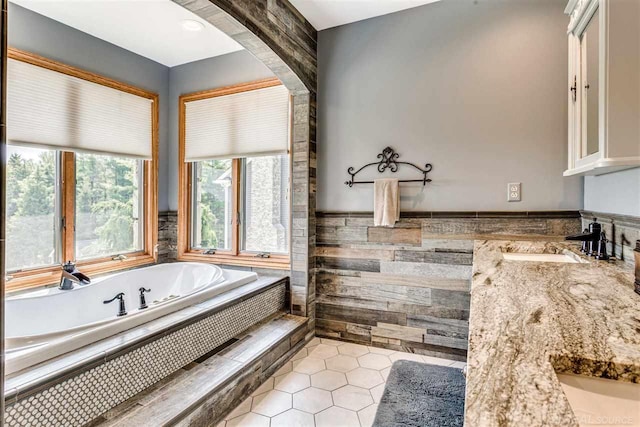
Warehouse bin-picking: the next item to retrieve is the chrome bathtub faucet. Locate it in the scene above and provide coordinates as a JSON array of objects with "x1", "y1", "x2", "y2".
[
  {"x1": 59, "y1": 261, "x2": 91, "y2": 290},
  {"x1": 103, "y1": 292, "x2": 127, "y2": 317}
]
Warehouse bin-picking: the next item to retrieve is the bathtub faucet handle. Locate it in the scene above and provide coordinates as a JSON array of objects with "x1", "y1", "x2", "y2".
[
  {"x1": 103, "y1": 292, "x2": 127, "y2": 317},
  {"x1": 139, "y1": 287, "x2": 151, "y2": 310}
]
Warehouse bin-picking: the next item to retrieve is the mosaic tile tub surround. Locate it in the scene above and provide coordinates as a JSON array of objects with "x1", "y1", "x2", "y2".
[{"x1": 4, "y1": 281, "x2": 288, "y2": 427}]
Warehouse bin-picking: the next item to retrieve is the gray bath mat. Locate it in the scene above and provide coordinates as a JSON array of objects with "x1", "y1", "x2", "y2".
[{"x1": 373, "y1": 360, "x2": 466, "y2": 427}]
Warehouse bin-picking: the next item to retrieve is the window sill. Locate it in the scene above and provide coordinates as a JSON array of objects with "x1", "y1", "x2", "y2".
[
  {"x1": 6, "y1": 253, "x2": 156, "y2": 293},
  {"x1": 178, "y1": 252, "x2": 290, "y2": 271}
]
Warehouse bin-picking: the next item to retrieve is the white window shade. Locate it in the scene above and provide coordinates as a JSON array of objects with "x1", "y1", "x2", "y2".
[
  {"x1": 7, "y1": 58, "x2": 153, "y2": 159},
  {"x1": 184, "y1": 84, "x2": 290, "y2": 162}
]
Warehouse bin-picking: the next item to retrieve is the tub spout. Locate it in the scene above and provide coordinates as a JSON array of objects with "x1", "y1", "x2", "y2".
[{"x1": 59, "y1": 261, "x2": 91, "y2": 290}]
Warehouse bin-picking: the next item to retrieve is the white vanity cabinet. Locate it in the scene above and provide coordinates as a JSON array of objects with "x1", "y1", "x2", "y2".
[{"x1": 564, "y1": 0, "x2": 640, "y2": 176}]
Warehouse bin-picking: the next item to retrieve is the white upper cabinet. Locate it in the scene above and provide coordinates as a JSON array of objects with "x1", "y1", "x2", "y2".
[{"x1": 564, "y1": 0, "x2": 640, "y2": 176}]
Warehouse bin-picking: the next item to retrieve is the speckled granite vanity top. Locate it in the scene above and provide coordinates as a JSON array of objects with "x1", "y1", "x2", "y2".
[{"x1": 464, "y1": 240, "x2": 640, "y2": 426}]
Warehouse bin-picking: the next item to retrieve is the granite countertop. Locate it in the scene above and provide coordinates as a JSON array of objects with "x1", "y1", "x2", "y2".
[{"x1": 464, "y1": 240, "x2": 640, "y2": 427}]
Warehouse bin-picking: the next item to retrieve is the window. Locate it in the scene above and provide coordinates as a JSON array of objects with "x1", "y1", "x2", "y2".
[
  {"x1": 6, "y1": 145, "x2": 61, "y2": 272},
  {"x1": 191, "y1": 159, "x2": 233, "y2": 251},
  {"x1": 178, "y1": 79, "x2": 291, "y2": 269},
  {"x1": 75, "y1": 153, "x2": 144, "y2": 260},
  {"x1": 5, "y1": 49, "x2": 158, "y2": 291},
  {"x1": 241, "y1": 155, "x2": 289, "y2": 254}
]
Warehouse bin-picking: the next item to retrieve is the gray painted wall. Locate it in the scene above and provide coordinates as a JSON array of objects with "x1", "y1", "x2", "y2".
[
  {"x1": 584, "y1": 168, "x2": 640, "y2": 216},
  {"x1": 12, "y1": 1, "x2": 606, "y2": 216},
  {"x1": 317, "y1": 0, "x2": 583, "y2": 212},
  {"x1": 8, "y1": 3, "x2": 172, "y2": 210},
  {"x1": 166, "y1": 52, "x2": 274, "y2": 211}
]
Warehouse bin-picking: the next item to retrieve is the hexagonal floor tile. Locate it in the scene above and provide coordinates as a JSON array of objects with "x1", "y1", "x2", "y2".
[
  {"x1": 251, "y1": 378, "x2": 274, "y2": 397},
  {"x1": 320, "y1": 338, "x2": 345, "y2": 346},
  {"x1": 332, "y1": 385, "x2": 374, "y2": 411},
  {"x1": 225, "y1": 397, "x2": 252, "y2": 420},
  {"x1": 315, "y1": 406, "x2": 361, "y2": 427},
  {"x1": 380, "y1": 367, "x2": 391, "y2": 380},
  {"x1": 325, "y1": 355, "x2": 359, "y2": 373},
  {"x1": 338, "y1": 343, "x2": 369, "y2": 357},
  {"x1": 292, "y1": 387, "x2": 333, "y2": 414},
  {"x1": 307, "y1": 344, "x2": 339, "y2": 360},
  {"x1": 311, "y1": 370, "x2": 348, "y2": 391},
  {"x1": 304, "y1": 337, "x2": 321, "y2": 348},
  {"x1": 274, "y1": 361, "x2": 293, "y2": 376},
  {"x1": 370, "y1": 383, "x2": 385, "y2": 403},
  {"x1": 358, "y1": 404, "x2": 379, "y2": 427},
  {"x1": 291, "y1": 348, "x2": 308, "y2": 361},
  {"x1": 421, "y1": 355, "x2": 455, "y2": 366},
  {"x1": 271, "y1": 409, "x2": 315, "y2": 427},
  {"x1": 367, "y1": 346, "x2": 395, "y2": 355},
  {"x1": 292, "y1": 357, "x2": 326, "y2": 375},
  {"x1": 251, "y1": 390, "x2": 292, "y2": 417},
  {"x1": 389, "y1": 352, "x2": 423, "y2": 363},
  {"x1": 346, "y1": 367, "x2": 384, "y2": 389},
  {"x1": 358, "y1": 353, "x2": 392, "y2": 370},
  {"x1": 274, "y1": 372, "x2": 311, "y2": 393},
  {"x1": 226, "y1": 412, "x2": 270, "y2": 427}
]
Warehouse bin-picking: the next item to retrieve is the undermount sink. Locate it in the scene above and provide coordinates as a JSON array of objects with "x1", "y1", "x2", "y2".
[
  {"x1": 557, "y1": 373, "x2": 640, "y2": 427},
  {"x1": 502, "y1": 253, "x2": 583, "y2": 263}
]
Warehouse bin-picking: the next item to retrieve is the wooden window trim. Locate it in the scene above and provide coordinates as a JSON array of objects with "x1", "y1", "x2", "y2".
[
  {"x1": 178, "y1": 78, "x2": 291, "y2": 270},
  {"x1": 6, "y1": 48, "x2": 158, "y2": 292}
]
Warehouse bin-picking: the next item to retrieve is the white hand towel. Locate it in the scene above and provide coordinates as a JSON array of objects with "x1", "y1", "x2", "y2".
[{"x1": 373, "y1": 178, "x2": 400, "y2": 227}]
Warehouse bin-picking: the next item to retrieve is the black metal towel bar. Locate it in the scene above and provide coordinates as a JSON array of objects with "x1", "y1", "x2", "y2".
[{"x1": 344, "y1": 147, "x2": 433, "y2": 187}]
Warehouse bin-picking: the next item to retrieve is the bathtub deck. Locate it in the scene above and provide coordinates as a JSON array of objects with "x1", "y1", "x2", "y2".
[{"x1": 94, "y1": 312, "x2": 309, "y2": 426}]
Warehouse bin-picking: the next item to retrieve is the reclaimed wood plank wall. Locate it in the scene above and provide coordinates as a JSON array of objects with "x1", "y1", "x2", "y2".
[{"x1": 315, "y1": 211, "x2": 581, "y2": 361}]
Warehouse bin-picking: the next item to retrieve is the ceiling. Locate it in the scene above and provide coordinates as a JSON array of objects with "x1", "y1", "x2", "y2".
[
  {"x1": 288, "y1": 0, "x2": 441, "y2": 31},
  {"x1": 12, "y1": 0, "x2": 442, "y2": 66},
  {"x1": 10, "y1": 0, "x2": 244, "y2": 67}
]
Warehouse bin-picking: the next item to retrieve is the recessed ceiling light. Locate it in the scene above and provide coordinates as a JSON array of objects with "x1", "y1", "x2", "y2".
[{"x1": 181, "y1": 19, "x2": 205, "y2": 32}]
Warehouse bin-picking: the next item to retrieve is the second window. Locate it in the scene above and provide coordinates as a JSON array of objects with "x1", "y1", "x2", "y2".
[{"x1": 179, "y1": 78, "x2": 291, "y2": 267}]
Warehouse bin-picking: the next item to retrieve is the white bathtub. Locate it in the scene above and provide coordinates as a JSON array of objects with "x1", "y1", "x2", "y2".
[{"x1": 5, "y1": 262, "x2": 258, "y2": 375}]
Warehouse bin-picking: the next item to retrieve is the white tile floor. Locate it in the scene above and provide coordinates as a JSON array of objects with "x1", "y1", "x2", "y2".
[{"x1": 218, "y1": 338, "x2": 466, "y2": 427}]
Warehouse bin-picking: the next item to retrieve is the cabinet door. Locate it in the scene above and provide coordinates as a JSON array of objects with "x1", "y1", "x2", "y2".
[
  {"x1": 567, "y1": 33, "x2": 581, "y2": 171},
  {"x1": 565, "y1": 0, "x2": 640, "y2": 176},
  {"x1": 574, "y1": 2, "x2": 602, "y2": 170},
  {"x1": 580, "y1": 5, "x2": 600, "y2": 159}
]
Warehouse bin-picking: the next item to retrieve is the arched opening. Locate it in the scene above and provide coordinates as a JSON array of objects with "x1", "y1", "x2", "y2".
[{"x1": 171, "y1": 0, "x2": 317, "y2": 320}]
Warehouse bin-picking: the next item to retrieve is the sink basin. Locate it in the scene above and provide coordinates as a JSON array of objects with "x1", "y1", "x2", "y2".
[
  {"x1": 502, "y1": 253, "x2": 582, "y2": 263},
  {"x1": 557, "y1": 373, "x2": 640, "y2": 426}
]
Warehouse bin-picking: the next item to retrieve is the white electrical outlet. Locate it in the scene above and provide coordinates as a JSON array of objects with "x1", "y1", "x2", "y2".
[{"x1": 508, "y1": 183, "x2": 521, "y2": 202}]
